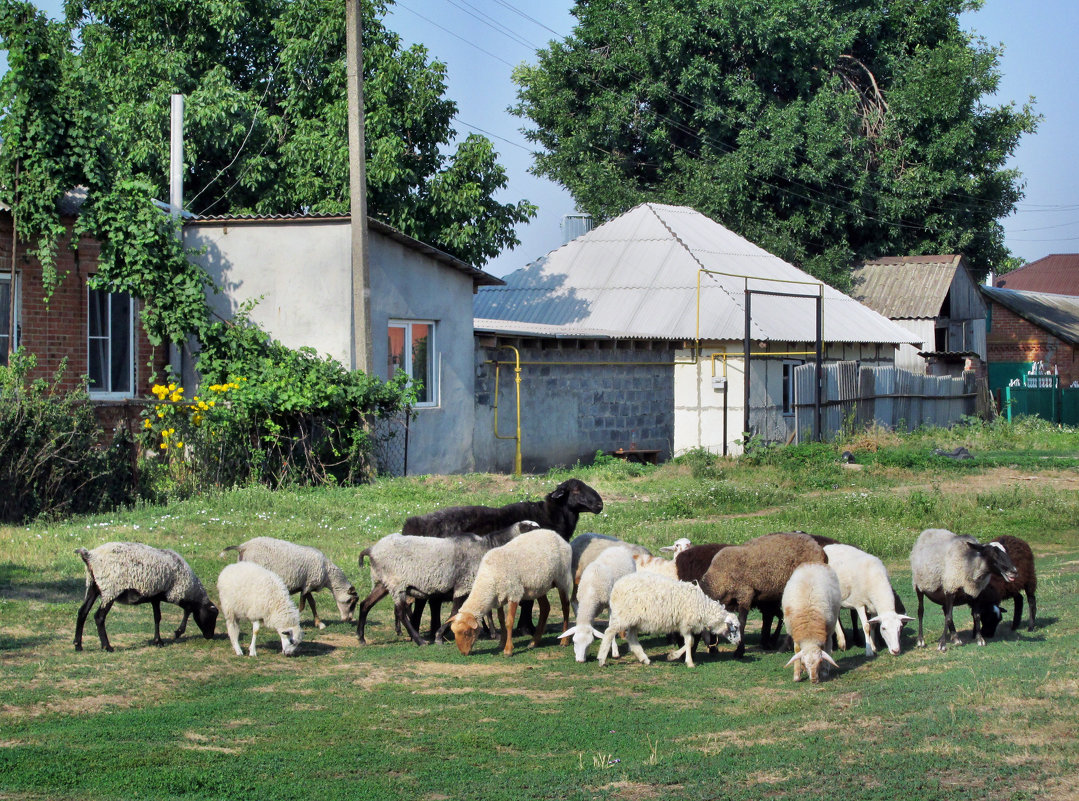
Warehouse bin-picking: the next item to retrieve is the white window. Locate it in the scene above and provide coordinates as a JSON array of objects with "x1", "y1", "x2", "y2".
[
  {"x1": 387, "y1": 320, "x2": 437, "y2": 407},
  {"x1": 87, "y1": 287, "x2": 134, "y2": 397},
  {"x1": 782, "y1": 360, "x2": 804, "y2": 416},
  {"x1": 0, "y1": 272, "x2": 17, "y2": 367}
]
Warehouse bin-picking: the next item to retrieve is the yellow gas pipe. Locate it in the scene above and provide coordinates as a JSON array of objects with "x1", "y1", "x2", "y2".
[{"x1": 492, "y1": 345, "x2": 523, "y2": 476}]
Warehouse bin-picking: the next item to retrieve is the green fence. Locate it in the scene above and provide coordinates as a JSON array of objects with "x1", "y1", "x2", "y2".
[{"x1": 1004, "y1": 386, "x2": 1079, "y2": 425}]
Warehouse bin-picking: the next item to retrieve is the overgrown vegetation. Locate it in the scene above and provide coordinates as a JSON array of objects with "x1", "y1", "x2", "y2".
[{"x1": 1, "y1": 430, "x2": 1077, "y2": 799}]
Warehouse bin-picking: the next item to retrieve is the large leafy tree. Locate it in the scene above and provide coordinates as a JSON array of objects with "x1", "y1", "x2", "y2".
[
  {"x1": 66, "y1": 0, "x2": 534, "y2": 265},
  {"x1": 513, "y1": 0, "x2": 1036, "y2": 287}
]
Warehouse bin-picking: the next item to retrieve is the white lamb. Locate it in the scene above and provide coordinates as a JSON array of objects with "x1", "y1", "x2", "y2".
[
  {"x1": 596, "y1": 572, "x2": 740, "y2": 668},
  {"x1": 217, "y1": 562, "x2": 304, "y2": 657},
  {"x1": 823, "y1": 543, "x2": 912, "y2": 657},
  {"x1": 558, "y1": 545, "x2": 637, "y2": 662},
  {"x1": 220, "y1": 536, "x2": 357, "y2": 629},
  {"x1": 571, "y1": 532, "x2": 650, "y2": 586},
  {"x1": 782, "y1": 563, "x2": 842, "y2": 683},
  {"x1": 449, "y1": 528, "x2": 573, "y2": 657}
]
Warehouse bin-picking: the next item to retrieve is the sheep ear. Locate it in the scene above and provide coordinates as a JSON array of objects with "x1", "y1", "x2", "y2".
[
  {"x1": 868, "y1": 615, "x2": 881, "y2": 625},
  {"x1": 821, "y1": 651, "x2": 840, "y2": 668},
  {"x1": 558, "y1": 625, "x2": 580, "y2": 639},
  {"x1": 659, "y1": 546, "x2": 674, "y2": 552},
  {"x1": 899, "y1": 614, "x2": 914, "y2": 623},
  {"x1": 785, "y1": 651, "x2": 804, "y2": 667}
]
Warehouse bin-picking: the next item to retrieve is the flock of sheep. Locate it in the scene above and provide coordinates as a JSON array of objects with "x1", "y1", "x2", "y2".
[{"x1": 72, "y1": 478, "x2": 1039, "y2": 682}]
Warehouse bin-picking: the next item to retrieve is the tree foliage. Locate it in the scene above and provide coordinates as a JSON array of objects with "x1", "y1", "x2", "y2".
[{"x1": 513, "y1": 0, "x2": 1037, "y2": 286}]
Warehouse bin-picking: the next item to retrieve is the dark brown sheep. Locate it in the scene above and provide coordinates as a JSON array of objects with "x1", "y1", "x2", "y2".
[
  {"x1": 699, "y1": 532, "x2": 828, "y2": 658},
  {"x1": 401, "y1": 478, "x2": 603, "y2": 635},
  {"x1": 978, "y1": 535, "x2": 1037, "y2": 636}
]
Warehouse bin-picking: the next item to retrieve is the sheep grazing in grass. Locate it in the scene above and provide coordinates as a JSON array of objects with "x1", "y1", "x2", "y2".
[
  {"x1": 449, "y1": 528, "x2": 573, "y2": 657},
  {"x1": 977, "y1": 535, "x2": 1038, "y2": 637},
  {"x1": 571, "y1": 532, "x2": 650, "y2": 586},
  {"x1": 782, "y1": 563, "x2": 842, "y2": 683},
  {"x1": 403, "y1": 478, "x2": 603, "y2": 636},
  {"x1": 355, "y1": 521, "x2": 538, "y2": 646},
  {"x1": 220, "y1": 537, "x2": 357, "y2": 629},
  {"x1": 558, "y1": 545, "x2": 637, "y2": 662},
  {"x1": 596, "y1": 572, "x2": 740, "y2": 668},
  {"x1": 823, "y1": 543, "x2": 912, "y2": 657},
  {"x1": 699, "y1": 532, "x2": 827, "y2": 658},
  {"x1": 73, "y1": 542, "x2": 219, "y2": 652},
  {"x1": 217, "y1": 562, "x2": 303, "y2": 657},
  {"x1": 909, "y1": 528, "x2": 1018, "y2": 651}
]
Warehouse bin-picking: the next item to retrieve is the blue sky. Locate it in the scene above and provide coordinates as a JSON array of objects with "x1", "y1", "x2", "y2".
[{"x1": 6, "y1": 0, "x2": 1077, "y2": 277}]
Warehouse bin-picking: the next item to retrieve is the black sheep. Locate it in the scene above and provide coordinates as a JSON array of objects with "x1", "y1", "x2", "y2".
[
  {"x1": 977, "y1": 535, "x2": 1037, "y2": 637},
  {"x1": 401, "y1": 478, "x2": 603, "y2": 636}
]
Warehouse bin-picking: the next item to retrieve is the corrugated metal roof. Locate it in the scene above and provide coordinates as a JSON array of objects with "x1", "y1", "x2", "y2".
[
  {"x1": 475, "y1": 203, "x2": 918, "y2": 344},
  {"x1": 850, "y1": 255, "x2": 963, "y2": 319},
  {"x1": 994, "y1": 254, "x2": 1079, "y2": 296},
  {"x1": 981, "y1": 285, "x2": 1079, "y2": 345}
]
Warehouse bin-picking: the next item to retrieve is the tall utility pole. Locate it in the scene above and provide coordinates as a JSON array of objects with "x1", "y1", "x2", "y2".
[{"x1": 346, "y1": 0, "x2": 373, "y2": 374}]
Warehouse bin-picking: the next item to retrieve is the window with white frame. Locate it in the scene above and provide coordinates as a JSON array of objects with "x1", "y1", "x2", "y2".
[
  {"x1": 0, "y1": 272, "x2": 17, "y2": 367},
  {"x1": 387, "y1": 320, "x2": 437, "y2": 406},
  {"x1": 782, "y1": 360, "x2": 804, "y2": 416},
  {"x1": 87, "y1": 287, "x2": 134, "y2": 396}
]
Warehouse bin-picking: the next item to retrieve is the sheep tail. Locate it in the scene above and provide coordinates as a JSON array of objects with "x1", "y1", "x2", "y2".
[
  {"x1": 218, "y1": 545, "x2": 240, "y2": 560},
  {"x1": 358, "y1": 548, "x2": 372, "y2": 568}
]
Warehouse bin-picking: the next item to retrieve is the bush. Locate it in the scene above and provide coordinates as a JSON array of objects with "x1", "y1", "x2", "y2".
[
  {"x1": 0, "y1": 352, "x2": 135, "y2": 523},
  {"x1": 140, "y1": 309, "x2": 412, "y2": 494}
]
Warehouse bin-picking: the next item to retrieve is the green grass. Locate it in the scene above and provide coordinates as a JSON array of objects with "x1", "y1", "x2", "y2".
[{"x1": 2, "y1": 427, "x2": 1078, "y2": 800}]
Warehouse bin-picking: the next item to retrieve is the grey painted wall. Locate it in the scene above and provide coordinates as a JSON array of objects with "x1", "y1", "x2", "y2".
[
  {"x1": 185, "y1": 218, "x2": 478, "y2": 476},
  {"x1": 473, "y1": 340, "x2": 675, "y2": 473}
]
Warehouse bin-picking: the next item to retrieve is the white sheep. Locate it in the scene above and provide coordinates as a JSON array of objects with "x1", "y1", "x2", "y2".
[
  {"x1": 823, "y1": 543, "x2": 912, "y2": 657},
  {"x1": 631, "y1": 551, "x2": 680, "y2": 579},
  {"x1": 220, "y1": 537, "x2": 357, "y2": 629},
  {"x1": 558, "y1": 545, "x2": 637, "y2": 662},
  {"x1": 571, "y1": 532, "x2": 650, "y2": 586},
  {"x1": 449, "y1": 528, "x2": 573, "y2": 657},
  {"x1": 217, "y1": 562, "x2": 304, "y2": 657},
  {"x1": 596, "y1": 572, "x2": 741, "y2": 668},
  {"x1": 909, "y1": 528, "x2": 1019, "y2": 651},
  {"x1": 660, "y1": 537, "x2": 692, "y2": 554},
  {"x1": 782, "y1": 563, "x2": 842, "y2": 683},
  {"x1": 74, "y1": 542, "x2": 219, "y2": 652}
]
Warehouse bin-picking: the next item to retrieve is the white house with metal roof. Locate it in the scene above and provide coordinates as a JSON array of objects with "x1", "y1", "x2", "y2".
[{"x1": 474, "y1": 203, "x2": 917, "y2": 468}]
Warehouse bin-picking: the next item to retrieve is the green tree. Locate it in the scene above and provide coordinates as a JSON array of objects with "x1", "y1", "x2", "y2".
[
  {"x1": 66, "y1": 0, "x2": 535, "y2": 265},
  {"x1": 513, "y1": 0, "x2": 1036, "y2": 287}
]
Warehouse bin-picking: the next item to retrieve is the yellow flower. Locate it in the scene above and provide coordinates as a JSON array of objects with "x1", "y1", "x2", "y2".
[
  {"x1": 168, "y1": 383, "x2": 177, "y2": 392},
  {"x1": 159, "y1": 443, "x2": 168, "y2": 450},
  {"x1": 169, "y1": 392, "x2": 182, "y2": 403},
  {"x1": 208, "y1": 400, "x2": 216, "y2": 407},
  {"x1": 157, "y1": 410, "x2": 165, "y2": 418},
  {"x1": 143, "y1": 419, "x2": 152, "y2": 429},
  {"x1": 175, "y1": 441, "x2": 183, "y2": 449}
]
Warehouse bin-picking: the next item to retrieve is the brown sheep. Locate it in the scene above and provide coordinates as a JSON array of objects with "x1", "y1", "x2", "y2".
[
  {"x1": 699, "y1": 532, "x2": 828, "y2": 658},
  {"x1": 978, "y1": 535, "x2": 1037, "y2": 635}
]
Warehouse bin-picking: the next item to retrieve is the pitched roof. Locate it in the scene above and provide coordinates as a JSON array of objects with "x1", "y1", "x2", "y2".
[
  {"x1": 980, "y1": 285, "x2": 1079, "y2": 345},
  {"x1": 850, "y1": 255, "x2": 966, "y2": 319},
  {"x1": 994, "y1": 254, "x2": 1079, "y2": 296},
  {"x1": 474, "y1": 203, "x2": 916, "y2": 344}
]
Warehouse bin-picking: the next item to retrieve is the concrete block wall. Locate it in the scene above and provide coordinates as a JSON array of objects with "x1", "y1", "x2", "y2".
[{"x1": 473, "y1": 340, "x2": 675, "y2": 473}]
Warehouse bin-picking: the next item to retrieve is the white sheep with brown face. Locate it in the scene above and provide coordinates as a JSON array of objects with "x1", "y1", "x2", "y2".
[
  {"x1": 217, "y1": 562, "x2": 303, "y2": 657},
  {"x1": 449, "y1": 528, "x2": 573, "y2": 657},
  {"x1": 781, "y1": 563, "x2": 842, "y2": 684}
]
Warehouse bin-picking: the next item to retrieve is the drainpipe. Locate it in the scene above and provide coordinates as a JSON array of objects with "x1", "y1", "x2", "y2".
[{"x1": 168, "y1": 94, "x2": 184, "y2": 382}]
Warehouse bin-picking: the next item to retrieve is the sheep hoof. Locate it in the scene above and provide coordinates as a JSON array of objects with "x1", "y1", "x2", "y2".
[
  {"x1": 74, "y1": 643, "x2": 83, "y2": 652},
  {"x1": 317, "y1": 622, "x2": 327, "y2": 630},
  {"x1": 104, "y1": 645, "x2": 115, "y2": 653}
]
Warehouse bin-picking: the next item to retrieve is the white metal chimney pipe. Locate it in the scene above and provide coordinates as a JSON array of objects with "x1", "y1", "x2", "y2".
[{"x1": 169, "y1": 94, "x2": 184, "y2": 217}]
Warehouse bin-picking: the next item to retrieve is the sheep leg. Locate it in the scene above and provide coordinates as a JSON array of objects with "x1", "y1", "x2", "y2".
[
  {"x1": 596, "y1": 625, "x2": 617, "y2": 666},
  {"x1": 971, "y1": 605, "x2": 987, "y2": 647},
  {"x1": 396, "y1": 598, "x2": 430, "y2": 646},
  {"x1": 74, "y1": 582, "x2": 101, "y2": 651},
  {"x1": 175, "y1": 608, "x2": 191, "y2": 639},
  {"x1": 150, "y1": 599, "x2": 164, "y2": 646},
  {"x1": 305, "y1": 593, "x2": 326, "y2": 630},
  {"x1": 938, "y1": 593, "x2": 959, "y2": 651},
  {"x1": 626, "y1": 629, "x2": 650, "y2": 665},
  {"x1": 515, "y1": 599, "x2": 536, "y2": 637},
  {"x1": 225, "y1": 616, "x2": 244, "y2": 656},
  {"x1": 915, "y1": 589, "x2": 926, "y2": 648},
  {"x1": 1025, "y1": 590, "x2": 1036, "y2": 632},
  {"x1": 849, "y1": 608, "x2": 866, "y2": 648},
  {"x1": 502, "y1": 600, "x2": 519, "y2": 656},
  {"x1": 249, "y1": 620, "x2": 260, "y2": 657},
  {"x1": 833, "y1": 615, "x2": 847, "y2": 652},
  {"x1": 557, "y1": 587, "x2": 572, "y2": 645},
  {"x1": 497, "y1": 606, "x2": 508, "y2": 650},
  {"x1": 93, "y1": 599, "x2": 115, "y2": 652},
  {"x1": 856, "y1": 606, "x2": 875, "y2": 657},
  {"x1": 733, "y1": 609, "x2": 748, "y2": 658},
  {"x1": 667, "y1": 633, "x2": 695, "y2": 667},
  {"x1": 529, "y1": 595, "x2": 551, "y2": 649},
  {"x1": 356, "y1": 582, "x2": 389, "y2": 645}
]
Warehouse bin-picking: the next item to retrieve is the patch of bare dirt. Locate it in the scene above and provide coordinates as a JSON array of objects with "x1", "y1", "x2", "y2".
[{"x1": 596, "y1": 781, "x2": 680, "y2": 800}]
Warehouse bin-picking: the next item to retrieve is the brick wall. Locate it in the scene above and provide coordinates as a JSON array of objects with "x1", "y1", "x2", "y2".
[
  {"x1": 985, "y1": 301, "x2": 1077, "y2": 385},
  {"x1": 1, "y1": 214, "x2": 169, "y2": 429}
]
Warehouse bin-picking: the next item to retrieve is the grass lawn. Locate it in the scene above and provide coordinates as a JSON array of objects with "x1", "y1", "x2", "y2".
[{"x1": 2, "y1": 425, "x2": 1078, "y2": 800}]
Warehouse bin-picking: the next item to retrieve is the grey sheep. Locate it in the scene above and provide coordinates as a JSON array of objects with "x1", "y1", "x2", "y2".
[
  {"x1": 356, "y1": 521, "x2": 538, "y2": 646},
  {"x1": 73, "y1": 542, "x2": 219, "y2": 652},
  {"x1": 596, "y1": 572, "x2": 740, "y2": 669},
  {"x1": 699, "y1": 531, "x2": 827, "y2": 658},
  {"x1": 449, "y1": 527, "x2": 573, "y2": 657},
  {"x1": 220, "y1": 536, "x2": 357, "y2": 629},
  {"x1": 909, "y1": 528, "x2": 1019, "y2": 651},
  {"x1": 217, "y1": 562, "x2": 303, "y2": 657}
]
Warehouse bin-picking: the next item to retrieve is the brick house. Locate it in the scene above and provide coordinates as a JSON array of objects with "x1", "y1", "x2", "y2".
[
  {"x1": 994, "y1": 254, "x2": 1079, "y2": 296},
  {"x1": 1, "y1": 198, "x2": 169, "y2": 432},
  {"x1": 980, "y1": 285, "x2": 1079, "y2": 391}
]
